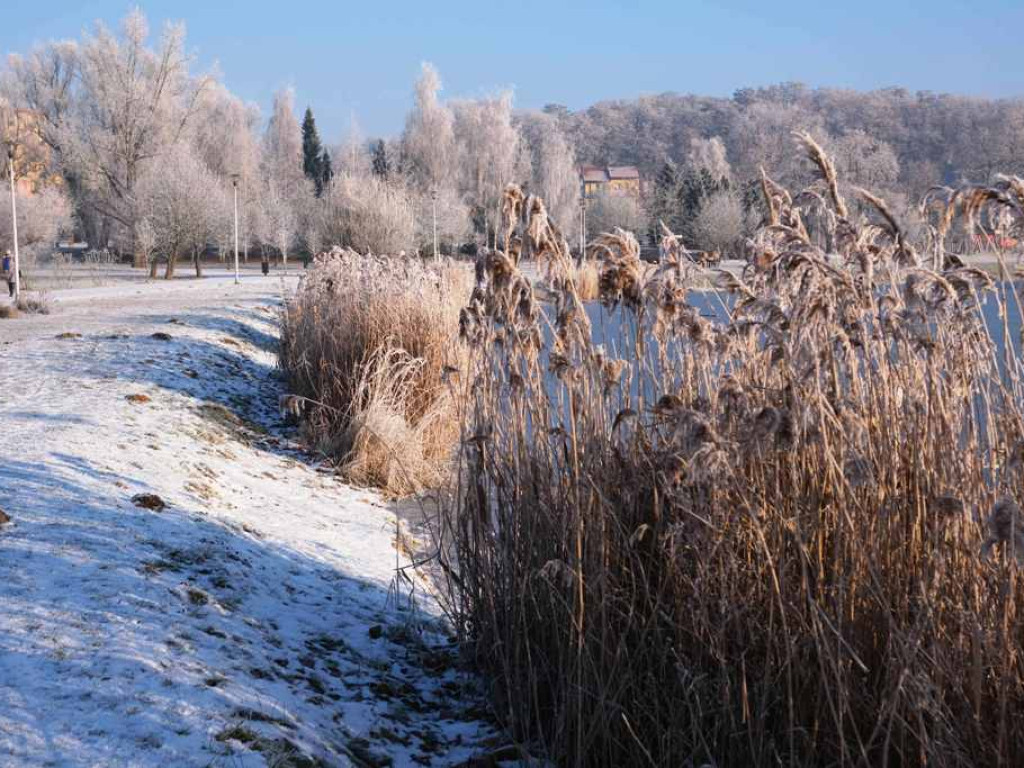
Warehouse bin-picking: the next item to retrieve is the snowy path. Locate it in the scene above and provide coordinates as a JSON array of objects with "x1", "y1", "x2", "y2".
[{"x1": 0, "y1": 277, "x2": 493, "y2": 767}]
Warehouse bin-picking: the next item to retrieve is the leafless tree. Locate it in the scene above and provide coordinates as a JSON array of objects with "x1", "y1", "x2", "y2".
[
  {"x1": 452, "y1": 91, "x2": 522, "y2": 242},
  {"x1": 519, "y1": 112, "x2": 580, "y2": 245},
  {"x1": 691, "y1": 190, "x2": 745, "y2": 256},
  {"x1": 402, "y1": 63, "x2": 455, "y2": 192},
  {"x1": 136, "y1": 144, "x2": 222, "y2": 278},
  {"x1": 66, "y1": 10, "x2": 211, "y2": 266},
  {"x1": 0, "y1": 181, "x2": 72, "y2": 264}
]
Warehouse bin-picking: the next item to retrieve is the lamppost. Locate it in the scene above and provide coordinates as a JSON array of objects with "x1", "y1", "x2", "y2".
[
  {"x1": 430, "y1": 188, "x2": 439, "y2": 261},
  {"x1": 231, "y1": 174, "x2": 240, "y2": 284},
  {"x1": 579, "y1": 194, "x2": 587, "y2": 263},
  {"x1": 5, "y1": 140, "x2": 20, "y2": 303}
]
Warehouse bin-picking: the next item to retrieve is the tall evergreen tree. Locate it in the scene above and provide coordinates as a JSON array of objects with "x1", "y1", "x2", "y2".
[
  {"x1": 320, "y1": 149, "x2": 333, "y2": 192},
  {"x1": 371, "y1": 139, "x2": 391, "y2": 180},
  {"x1": 301, "y1": 106, "x2": 324, "y2": 195},
  {"x1": 649, "y1": 160, "x2": 683, "y2": 234}
]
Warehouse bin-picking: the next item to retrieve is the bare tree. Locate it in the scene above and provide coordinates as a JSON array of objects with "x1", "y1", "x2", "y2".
[
  {"x1": 519, "y1": 112, "x2": 580, "y2": 245},
  {"x1": 2, "y1": 41, "x2": 78, "y2": 171},
  {"x1": 586, "y1": 192, "x2": 645, "y2": 240},
  {"x1": 136, "y1": 144, "x2": 221, "y2": 278},
  {"x1": 452, "y1": 91, "x2": 521, "y2": 242},
  {"x1": 831, "y1": 130, "x2": 900, "y2": 189},
  {"x1": 691, "y1": 190, "x2": 745, "y2": 256},
  {"x1": 0, "y1": 181, "x2": 72, "y2": 265},
  {"x1": 320, "y1": 173, "x2": 417, "y2": 255},
  {"x1": 263, "y1": 88, "x2": 303, "y2": 186},
  {"x1": 402, "y1": 63, "x2": 455, "y2": 192},
  {"x1": 257, "y1": 176, "x2": 298, "y2": 267},
  {"x1": 413, "y1": 184, "x2": 471, "y2": 253},
  {"x1": 66, "y1": 10, "x2": 210, "y2": 267},
  {"x1": 260, "y1": 88, "x2": 303, "y2": 267},
  {"x1": 687, "y1": 136, "x2": 731, "y2": 184}
]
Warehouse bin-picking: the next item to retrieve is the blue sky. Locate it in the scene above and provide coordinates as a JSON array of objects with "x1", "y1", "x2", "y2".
[{"x1": 3, "y1": 1, "x2": 1023, "y2": 141}]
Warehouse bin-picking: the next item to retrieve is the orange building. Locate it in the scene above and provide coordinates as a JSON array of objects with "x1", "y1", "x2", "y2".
[
  {"x1": 580, "y1": 165, "x2": 641, "y2": 198},
  {"x1": 4, "y1": 109, "x2": 54, "y2": 196}
]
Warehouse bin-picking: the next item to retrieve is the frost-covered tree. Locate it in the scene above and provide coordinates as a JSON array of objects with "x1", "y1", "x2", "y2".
[
  {"x1": 136, "y1": 145, "x2": 221, "y2": 278},
  {"x1": 260, "y1": 88, "x2": 304, "y2": 267},
  {"x1": 518, "y1": 112, "x2": 580, "y2": 244},
  {"x1": 319, "y1": 173, "x2": 417, "y2": 255},
  {"x1": 2, "y1": 41, "x2": 78, "y2": 174},
  {"x1": 67, "y1": 10, "x2": 210, "y2": 266},
  {"x1": 586, "y1": 193, "x2": 645, "y2": 241},
  {"x1": 402, "y1": 63, "x2": 455, "y2": 192},
  {"x1": 831, "y1": 130, "x2": 900, "y2": 189},
  {"x1": 190, "y1": 83, "x2": 262, "y2": 182},
  {"x1": 691, "y1": 190, "x2": 745, "y2": 256},
  {"x1": 256, "y1": 176, "x2": 299, "y2": 266},
  {"x1": 263, "y1": 88, "x2": 303, "y2": 187},
  {"x1": 413, "y1": 184, "x2": 471, "y2": 254},
  {"x1": 687, "y1": 137, "x2": 731, "y2": 184},
  {"x1": 0, "y1": 182, "x2": 73, "y2": 264},
  {"x1": 452, "y1": 92, "x2": 522, "y2": 241}
]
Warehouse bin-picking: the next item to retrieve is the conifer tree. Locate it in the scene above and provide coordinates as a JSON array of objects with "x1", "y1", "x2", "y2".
[
  {"x1": 371, "y1": 139, "x2": 390, "y2": 180},
  {"x1": 320, "y1": 148, "x2": 333, "y2": 192},
  {"x1": 301, "y1": 106, "x2": 324, "y2": 195}
]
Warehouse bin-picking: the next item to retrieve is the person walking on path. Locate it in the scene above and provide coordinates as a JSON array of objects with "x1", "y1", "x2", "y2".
[{"x1": 2, "y1": 251, "x2": 13, "y2": 298}]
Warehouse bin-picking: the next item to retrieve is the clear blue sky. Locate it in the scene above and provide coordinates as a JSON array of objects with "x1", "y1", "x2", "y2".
[{"x1": 2, "y1": 1, "x2": 1023, "y2": 141}]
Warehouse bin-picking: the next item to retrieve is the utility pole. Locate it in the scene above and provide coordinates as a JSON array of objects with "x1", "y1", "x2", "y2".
[
  {"x1": 232, "y1": 175, "x2": 240, "y2": 284},
  {"x1": 6, "y1": 142, "x2": 20, "y2": 303},
  {"x1": 431, "y1": 188, "x2": 438, "y2": 261}
]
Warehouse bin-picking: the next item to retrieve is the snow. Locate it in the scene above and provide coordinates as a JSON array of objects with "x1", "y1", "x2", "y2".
[{"x1": 0, "y1": 275, "x2": 495, "y2": 767}]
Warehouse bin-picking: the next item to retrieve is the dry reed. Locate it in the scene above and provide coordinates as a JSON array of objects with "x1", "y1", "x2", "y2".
[
  {"x1": 279, "y1": 247, "x2": 470, "y2": 496},
  {"x1": 434, "y1": 148, "x2": 1024, "y2": 766}
]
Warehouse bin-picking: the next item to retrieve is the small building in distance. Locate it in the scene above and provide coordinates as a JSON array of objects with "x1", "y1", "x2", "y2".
[{"x1": 580, "y1": 165, "x2": 641, "y2": 198}]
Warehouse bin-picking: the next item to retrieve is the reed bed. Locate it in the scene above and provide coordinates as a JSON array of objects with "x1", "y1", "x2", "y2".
[
  {"x1": 279, "y1": 247, "x2": 469, "y2": 495},
  {"x1": 436, "y1": 149, "x2": 1024, "y2": 765}
]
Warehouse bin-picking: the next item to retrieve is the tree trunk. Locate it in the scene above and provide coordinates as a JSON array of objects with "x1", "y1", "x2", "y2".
[
  {"x1": 149, "y1": 257, "x2": 159, "y2": 279},
  {"x1": 165, "y1": 251, "x2": 177, "y2": 279},
  {"x1": 193, "y1": 248, "x2": 203, "y2": 278},
  {"x1": 131, "y1": 225, "x2": 145, "y2": 269}
]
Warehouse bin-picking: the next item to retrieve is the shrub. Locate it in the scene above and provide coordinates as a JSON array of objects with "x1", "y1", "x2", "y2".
[
  {"x1": 16, "y1": 294, "x2": 51, "y2": 315},
  {"x1": 279, "y1": 247, "x2": 469, "y2": 495}
]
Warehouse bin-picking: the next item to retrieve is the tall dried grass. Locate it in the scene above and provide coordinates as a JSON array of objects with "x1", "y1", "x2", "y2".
[
  {"x1": 279, "y1": 247, "x2": 469, "y2": 495},
  {"x1": 436, "y1": 143, "x2": 1024, "y2": 765}
]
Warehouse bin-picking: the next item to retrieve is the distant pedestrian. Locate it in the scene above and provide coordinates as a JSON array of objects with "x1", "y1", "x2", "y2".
[
  {"x1": 2, "y1": 251, "x2": 13, "y2": 298},
  {"x1": 261, "y1": 254, "x2": 270, "y2": 276}
]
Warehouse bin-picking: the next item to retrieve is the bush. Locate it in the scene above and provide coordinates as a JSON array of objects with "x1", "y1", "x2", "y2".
[
  {"x1": 16, "y1": 294, "x2": 51, "y2": 315},
  {"x1": 279, "y1": 247, "x2": 470, "y2": 495}
]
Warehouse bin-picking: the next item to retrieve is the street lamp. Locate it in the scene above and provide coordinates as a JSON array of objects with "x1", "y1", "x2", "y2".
[
  {"x1": 5, "y1": 140, "x2": 20, "y2": 303},
  {"x1": 231, "y1": 174, "x2": 240, "y2": 284},
  {"x1": 579, "y1": 195, "x2": 587, "y2": 264},
  {"x1": 430, "y1": 187, "x2": 439, "y2": 261}
]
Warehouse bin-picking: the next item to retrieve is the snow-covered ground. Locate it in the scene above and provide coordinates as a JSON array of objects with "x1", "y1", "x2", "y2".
[{"x1": 0, "y1": 276, "x2": 496, "y2": 767}]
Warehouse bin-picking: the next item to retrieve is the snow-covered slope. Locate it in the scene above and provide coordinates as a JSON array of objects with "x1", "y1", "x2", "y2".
[{"x1": 0, "y1": 277, "x2": 494, "y2": 767}]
